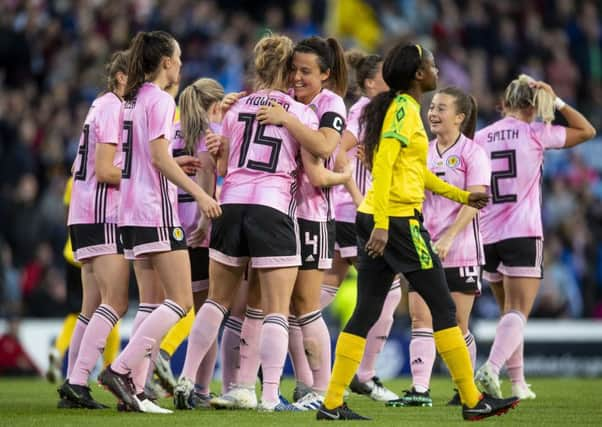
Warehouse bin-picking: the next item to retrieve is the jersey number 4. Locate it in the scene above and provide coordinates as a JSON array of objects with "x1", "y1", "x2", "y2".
[{"x1": 238, "y1": 113, "x2": 282, "y2": 173}]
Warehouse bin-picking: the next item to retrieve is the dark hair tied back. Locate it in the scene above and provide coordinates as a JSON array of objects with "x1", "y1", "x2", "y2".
[
  {"x1": 438, "y1": 86, "x2": 478, "y2": 139},
  {"x1": 105, "y1": 50, "x2": 129, "y2": 93},
  {"x1": 345, "y1": 50, "x2": 382, "y2": 93},
  {"x1": 359, "y1": 43, "x2": 424, "y2": 168},
  {"x1": 294, "y1": 36, "x2": 348, "y2": 97},
  {"x1": 124, "y1": 31, "x2": 175, "y2": 101}
]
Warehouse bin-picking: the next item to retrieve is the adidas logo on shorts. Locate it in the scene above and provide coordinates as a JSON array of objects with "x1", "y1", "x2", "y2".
[
  {"x1": 466, "y1": 276, "x2": 476, "y2": 283},
  {"x1": 305, "y1": 254, "x2": 315, "y2": 262}
]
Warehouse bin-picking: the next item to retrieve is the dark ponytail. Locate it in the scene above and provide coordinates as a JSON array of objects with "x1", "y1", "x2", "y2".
[
  {"x1": 438, "y1": 86, "x2": 478, "y2": 139},
  {"x1": 105, "y1": 50, "x2": 129, "y2": 93},
  {"x1": 359, "y1": 90, "x2": 397, "y2": 168},
  {"x1": 359, "y1": 43, "x2": 424, "y2": 168},
  {"x1": 326, "y1": 38, "x2": 348, "y2": 97},
  {"x1": 124, "y1": 31, "x2": 176, "y2": 101},
  {"x1": 345, "y1": 50, "x2": 382, "y2": 93},
  {"x1": 464, "y1": 95, "x2": 478, "y2": 139},
  {"x1": 294, "y1": 36, "x2": 348, "y2": 97}
]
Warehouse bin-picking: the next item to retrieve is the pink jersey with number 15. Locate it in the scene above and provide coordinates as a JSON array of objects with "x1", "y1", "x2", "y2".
[
  {"x1": 219, "y1": 89, "x2": 319, "y2": 215},
  {"x1": 474, "y1": 116, "x2": 566, "y2": 244}
]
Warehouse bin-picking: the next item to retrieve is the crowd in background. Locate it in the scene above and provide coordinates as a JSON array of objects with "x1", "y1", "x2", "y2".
[{"x1": 1, "y1": 0, "x2": 601, "y2": 321}]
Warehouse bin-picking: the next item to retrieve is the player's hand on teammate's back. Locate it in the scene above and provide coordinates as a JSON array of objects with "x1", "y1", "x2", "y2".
[
  {"x1": 257, "y1": 101, "x2": 288, "y2": 126},
  {"x1": 366, "y1": 228, "x2": 388, "y2": 258},
  {"x1": 175, "y1": 155, "x2": 202, "y2": 175},
  {"x1": 221, "y1": 91, "x2": 246, "y2": 114},
  {"x1": 468, "y1": 192, "x2": 489, "y2": 209},
  {"x1": 197, "y1": 193, "x2": 222, "y2": 219},
  {"x1": 205, "y1": 131, "x2": 223, "y2": 156}
]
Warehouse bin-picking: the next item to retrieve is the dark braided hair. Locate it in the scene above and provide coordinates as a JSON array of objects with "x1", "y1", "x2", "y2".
[{"x1": 360, "y1": 44, "x2": 423, "y2": 168}]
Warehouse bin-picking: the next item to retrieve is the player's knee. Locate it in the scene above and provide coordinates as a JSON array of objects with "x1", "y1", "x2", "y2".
[
  {"x1": 292, "y1": 293, "x2": 314, "y2": 315},
  {"x1": 111, "y1": 299, "x2": 129, "y2": 318},
  {"x1": 432, "y1": 296, "x2": 457, "y2": 331},
  {"x1": 344, "y1": 302, "x2": 380, "y2": 337},
  {"x1": 410, "y1": 313, "x2": 432, "y2": 330},
  {"x1": 170, "y1": 294, "x2": 193, "y2": 313}
]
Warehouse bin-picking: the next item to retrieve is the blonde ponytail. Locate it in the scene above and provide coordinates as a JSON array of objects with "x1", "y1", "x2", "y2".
[
  {"x1": 179, "y1": 78, "x2": 225, "y2": 155},
  {"x1": 504, "y1": 74, "x2": 555, "y2": 124},
  {"x1": 253, "y1": 34, "x2": 294, "y2": 92}
]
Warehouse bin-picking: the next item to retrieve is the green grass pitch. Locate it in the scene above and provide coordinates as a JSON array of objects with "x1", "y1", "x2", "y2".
[{"x1": 1, "y1": 377, "x2": 601, "y2": 426}]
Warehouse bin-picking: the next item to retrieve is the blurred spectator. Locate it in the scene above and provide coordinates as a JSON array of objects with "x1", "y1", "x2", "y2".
[
  {"x1": 1, "y1": 242, "x2": 21, "y2": 319},
  {"x1": 25, "y1": 265, "x2": 67, "y2": 318},
  {"x1": 20, "y1": 242, "x2": 53, "y2": 301}
]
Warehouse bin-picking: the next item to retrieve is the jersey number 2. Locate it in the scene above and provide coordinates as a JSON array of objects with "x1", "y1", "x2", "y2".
[
  {"x1": 490, "y1": 149, "x2": 517, "y2": 204},
  {"x1": 238, "y1": 113, "x2": 282, "y2": 173}
]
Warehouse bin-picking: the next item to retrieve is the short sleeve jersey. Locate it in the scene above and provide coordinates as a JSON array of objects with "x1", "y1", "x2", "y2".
[
  {"x1": 296, "y1": 89, "x2": 347, "y2": 222},
  {"x1": 474, "y1": 117, "x2": 566, "y2": 243},
  {"x1": 172, "y1": 121, "x2": 219, "y2": 247},
  {"x1": 118, "y1": 82, "x2": 179, "y2": 228},
  {"x1": 68, "y1": 92, "x2": 122, "y2": 225},
  {"x1": 219, "y1": 89, "x2": 318, "y2": 216},
  {"x1": 333, "y1": 96, "x2": 371, "y2": 223},
  {"x1": 423, "y1": 135, "x2": 491, "y2": 267}
]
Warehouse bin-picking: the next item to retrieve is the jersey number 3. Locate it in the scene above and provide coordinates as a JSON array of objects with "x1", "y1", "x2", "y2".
[
  {"x1": 238, "y1": 113, "x2": 282, "y2": 173},
  {"x1": 74, "y1": 124, "x2": 90, "y2": 181},
  {"x1": 121, "y1": 120, "x2": 134, "y2": 179}
]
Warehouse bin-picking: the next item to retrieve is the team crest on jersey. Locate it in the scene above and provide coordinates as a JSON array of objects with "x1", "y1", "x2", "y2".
[
  {"x1": 309, "y1": 104, "x2": 318, "y2": 113},
  {"x1": 173, "y1": 227, "x2": 184, "y2": 241},
  {"x1": 446, "y1": 155, "x2": 460, "y2": 169}
]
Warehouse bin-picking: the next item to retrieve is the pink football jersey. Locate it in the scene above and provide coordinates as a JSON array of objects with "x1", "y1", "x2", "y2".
[
  {"x1": 423, "y1": 134, "x2": 491, "y2": 267},
  {"x1": 296, "y1": 89, "x2": 347, "y2": 221},
  {"x1": 118, "y1": 82, "x2": 180, "y2": 228},
  {"x1": 68, "y1": 92, "x2": 122, "y2": 225},
  {"x1": 219, "y1": 89, "x2": 318, "y2": 215},
  {"x1": 172, "y1": 121, "x2": 220, "y2": 247},
  {"x1": 333, "y1": 96, "x2": 371, "y2": 223},
  {"x1": 474, "y1": 116, "x2": 566, "y2": 243}
]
